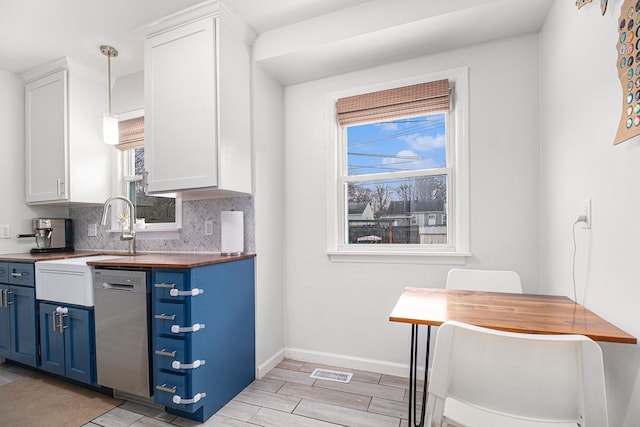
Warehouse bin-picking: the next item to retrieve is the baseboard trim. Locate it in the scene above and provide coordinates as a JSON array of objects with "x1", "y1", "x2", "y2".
[
  {"x1": 256, "y1": 348, "x2": 285, "y2": 379},
  {"x1": 257, "y1": 348, "x2": 429, "y2": 379},
  {"x1": 284, "y1": 348, "x2": 424, "y2": 378}
]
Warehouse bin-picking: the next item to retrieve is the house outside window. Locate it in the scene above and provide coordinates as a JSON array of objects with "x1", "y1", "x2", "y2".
[{"x1": 327, "y1": 68, "x2": 469, "y2": 263}]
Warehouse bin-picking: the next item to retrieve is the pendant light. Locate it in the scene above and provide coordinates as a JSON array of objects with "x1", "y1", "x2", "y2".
[{"x1": 101, "y1": 45, "x2": 119, "y2": 145}]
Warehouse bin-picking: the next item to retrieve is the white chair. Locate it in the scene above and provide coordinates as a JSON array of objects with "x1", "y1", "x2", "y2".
[
  {"x1": 424, "y1": 321, "x2": 608, "y2": 427},
  {"x1": 445, "y1": 268, "x2": 523, "y2": 293}
]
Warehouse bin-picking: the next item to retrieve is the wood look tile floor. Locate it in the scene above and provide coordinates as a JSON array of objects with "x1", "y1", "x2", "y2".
[{"x1": 0, "y1": 359, "x2": 418, "y2": 427}]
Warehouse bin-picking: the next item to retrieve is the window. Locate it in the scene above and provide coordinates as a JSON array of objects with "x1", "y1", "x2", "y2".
[
  {"x1": 327, "y1": 68, "x2": 469, "y2": 263},
  {"x1": 123, "y1": 147, "x2": 179, "y2": 227},
  {"x1": 110, "y1": 113, "x2": 181, "y2": 233}
]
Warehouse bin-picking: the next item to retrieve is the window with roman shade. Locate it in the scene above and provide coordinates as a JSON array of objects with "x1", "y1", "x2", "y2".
[
  {"x1": 336, "y1": 79, "x2": 450, "y2": 127},
  {"x1": 115, "y1": 115, "x2": 180, "y2": 230},
  {"x1": 116, "y1": 117, "x2": 144, "y2": 151},
  {"x1": 327, "y1": 69, "x2": 470, "y2": 263}
]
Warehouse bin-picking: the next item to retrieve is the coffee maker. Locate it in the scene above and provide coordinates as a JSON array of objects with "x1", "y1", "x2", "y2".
[{"x1": 30, "y1": 218, "x2": 74, "y2": 253}]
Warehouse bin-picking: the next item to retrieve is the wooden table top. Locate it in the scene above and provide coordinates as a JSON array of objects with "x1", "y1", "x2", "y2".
[{"x1": 389, "y1": 287, "x2": 637, "y2": 344}]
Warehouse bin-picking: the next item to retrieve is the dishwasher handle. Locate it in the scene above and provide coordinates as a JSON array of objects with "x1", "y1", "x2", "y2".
[{"x1": 100, "y1": 282, "x2": 135, "y2": 291}]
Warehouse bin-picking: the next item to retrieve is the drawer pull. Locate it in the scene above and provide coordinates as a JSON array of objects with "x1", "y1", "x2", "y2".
[
  {"x1": 154, "y1": 283, "x2": 176, "y2": 289},
  {"x1": 172, "y1": 359, "x2": 206, "y2": 370},
  {"x1": 11, "y1": 272, "x2": 27, "y2": 278},
  {"x1": 169, "y1": 288, "x2": 204, "y2": 297},
  {"x1": 155, "y1": 349, "x2": 177, "y2": 357},
  {"x1": 1, "y1": 289, "x2": 10, "y2": 308},
  {"x1": 156, "y1": 383, "x2": 177, "y2": 394},
  {"x1": 154, "y1": 313, "x2": 176, "y2": 321},
  {"x1": 173, "y1": 392, "x2": 206, "y2": 405},
  {"x1": 171, "y1": 323, "x2": 205, "y2": 334}
]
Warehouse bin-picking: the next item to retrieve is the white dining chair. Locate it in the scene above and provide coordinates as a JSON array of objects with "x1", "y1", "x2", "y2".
[
  {"x1": 445, "y1": 268, "x2": 523, "y2": 293},
  {"x1": 424, "y1": 321, "x2": 609, "y2": 427}
]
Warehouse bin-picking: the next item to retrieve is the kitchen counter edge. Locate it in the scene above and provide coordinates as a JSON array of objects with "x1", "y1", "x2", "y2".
[{"x1": 0, "y1": 251, "x2": 255, "y2": 268}]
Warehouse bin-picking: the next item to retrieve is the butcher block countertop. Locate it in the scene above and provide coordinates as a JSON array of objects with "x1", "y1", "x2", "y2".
[
  {"x1": 87, "y1": 253, "x2": 255, "y2": 268},
  {"x1": 0, "y1": 250, "x2": 254, "y2": 268}
]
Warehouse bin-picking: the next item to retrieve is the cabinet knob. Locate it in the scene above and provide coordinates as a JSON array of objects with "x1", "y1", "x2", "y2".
[
  {"x1": 155, "y1": 348, "x2": 177, "y2": 357},
  {"x1": 156, "y1": 383, "x2": 177, "y2": 394},
  {"x1": 154, "y1": 313, "x2": 176, "y2": 321},
  {"x1": 154, "y1": 283, "x2": 175, "y2": 289}
]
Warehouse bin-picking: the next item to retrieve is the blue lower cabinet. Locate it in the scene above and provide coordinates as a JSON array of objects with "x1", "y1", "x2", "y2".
[
  {"x1": 0, "y1": 263, "x2": 38, "y2": 367},
  {"x1": 39, "y1": 302, "x2": 95, "y2": 385},
  {"x1": 152, "y1": 258, "x2": 255, "y2": 422}
]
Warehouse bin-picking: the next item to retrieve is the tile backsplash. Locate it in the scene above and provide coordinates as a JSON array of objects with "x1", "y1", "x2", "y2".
[{"x1": 70, "y1": 196, "x2": 255, "y2": 253}]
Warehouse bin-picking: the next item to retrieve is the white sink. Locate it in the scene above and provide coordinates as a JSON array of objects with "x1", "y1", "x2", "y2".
[{"x1": 35, "y1": 255, "x2": 124, "y2": 307}]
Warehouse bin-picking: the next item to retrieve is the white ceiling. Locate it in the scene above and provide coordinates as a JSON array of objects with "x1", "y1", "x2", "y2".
[{"x1": 0, "y1": 0, "x2": 554, "y2": 83}]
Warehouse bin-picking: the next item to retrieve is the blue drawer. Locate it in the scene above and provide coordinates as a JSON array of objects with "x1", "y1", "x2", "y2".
[
  {"x1": 153, "y1": 271, "x2": 191, "y2": 301},
  {"x1": 155, "y1": 369, "x2": 204, "y2": 414},
  {"x1": 153, "y1": 301, "x2": 188, "y2": 336},
  {"x1": 0, "y1": 262, "x2": 8, "y2": 283},
  {"x1": 155, "y1": 336, "x2": 188, "y2": 372},
  {"x1": 9, "y1": 263, "x2": 34, "y2": 287}
]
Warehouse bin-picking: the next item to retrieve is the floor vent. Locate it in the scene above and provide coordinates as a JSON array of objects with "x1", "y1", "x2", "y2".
[{"x1": 310, "y1": 368, "x2": 353, "y2": 383}]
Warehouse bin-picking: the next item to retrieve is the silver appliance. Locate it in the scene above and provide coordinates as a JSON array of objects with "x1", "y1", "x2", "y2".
[
  {"x1": 93, "y1": 268, "x2": 151, "y2": 398},
  {"x1": 20, "y1": 218, "x2": 74, "y2": 253}
]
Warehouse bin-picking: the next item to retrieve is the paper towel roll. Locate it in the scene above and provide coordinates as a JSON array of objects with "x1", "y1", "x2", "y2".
[{"x1": 221, "y1": 211, "x2": 244, "y2": 255}]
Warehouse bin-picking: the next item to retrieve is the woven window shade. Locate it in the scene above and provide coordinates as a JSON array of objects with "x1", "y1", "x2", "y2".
[
  {"x1": 116, "y1": 117, "x2": 144, "y2": 151},
  {"x1": 336, "y1": 79, "x2": 450, "y2": 127}
]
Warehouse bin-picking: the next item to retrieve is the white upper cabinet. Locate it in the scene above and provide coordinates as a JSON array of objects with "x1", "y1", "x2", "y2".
[
  {"x1": 23, "y1": 59, "x2": 112, "y2": 205},
  {"x1": 143, "y1": 1, "x2": 254, "y2": 197}
]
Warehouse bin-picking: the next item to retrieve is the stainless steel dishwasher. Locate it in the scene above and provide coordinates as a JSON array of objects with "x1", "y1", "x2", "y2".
[{"x1": 93, "y1": 268, "x2": 151, "y2": 398}]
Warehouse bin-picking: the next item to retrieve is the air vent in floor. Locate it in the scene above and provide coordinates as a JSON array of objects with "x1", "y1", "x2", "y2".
[{"x1": 310, "y1": 368, "x2": 353, "y2": 383}]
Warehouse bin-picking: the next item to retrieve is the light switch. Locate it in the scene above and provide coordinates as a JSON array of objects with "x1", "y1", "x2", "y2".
[
  {"x1": 204, "y1": 220, "x2": 213, "y2": 236},
  {"x1": 88, "y1": 224, "x2": 97, "y2": 237},
  {"x1": 0, "y1": 224, "x2": 10, "y2": 239}
]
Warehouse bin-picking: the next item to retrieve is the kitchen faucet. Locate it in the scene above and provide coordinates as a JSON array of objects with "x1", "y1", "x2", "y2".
[{"x1": 101, "y1": 196, "x2": 136, "y2": 254}]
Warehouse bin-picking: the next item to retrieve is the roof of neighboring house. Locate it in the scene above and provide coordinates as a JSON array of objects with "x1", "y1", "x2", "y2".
[
  {"x1": 385, "y1": 200, "x2": 445, "y2": 215},
  {"x1": 348, "y1": 202, "x2": 371, "y2": 215}
]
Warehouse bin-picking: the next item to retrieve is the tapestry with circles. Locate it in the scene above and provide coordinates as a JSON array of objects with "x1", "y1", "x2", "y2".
[{"x1": 616, "y1": 0, "x2": 640, "y2": 145}]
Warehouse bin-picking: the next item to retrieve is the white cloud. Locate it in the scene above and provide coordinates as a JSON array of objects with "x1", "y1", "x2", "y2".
[
  {"x1": 402, "y1": 133, "x2": 445, "y2": 152},
  {"x1": 375, "y1": 122, "x2": 400, "y2": 131},
  {"x1": 383, "y1": 150, "x2": 439, "y2": 170}
]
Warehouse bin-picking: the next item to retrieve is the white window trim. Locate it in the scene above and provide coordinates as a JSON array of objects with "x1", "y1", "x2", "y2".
[
  {"x1": 104, "y1": 109, "x2": 183, "y2": 239},
  {"x1": 325, "y1": 67, "x2": 470, "y2": 265}
]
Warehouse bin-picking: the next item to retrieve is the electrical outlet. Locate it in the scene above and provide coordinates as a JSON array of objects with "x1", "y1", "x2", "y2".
[
  {"x1": 582, "y1": 199, "x2": 591, "y2": 229},
  {"x1": 88, "y1": 223, "x2": 97, "y2": 237},
  {"x1": 204, "y1": 220, "x2": 213, "y2": 236},
  {"x1": 0, "y1": 224, "x2": 10, "y2": 239}
]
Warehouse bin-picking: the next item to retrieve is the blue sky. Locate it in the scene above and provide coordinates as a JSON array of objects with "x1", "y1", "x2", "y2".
[{"x1": 347, "y1": 113, "x2": 446, "y2": 176}]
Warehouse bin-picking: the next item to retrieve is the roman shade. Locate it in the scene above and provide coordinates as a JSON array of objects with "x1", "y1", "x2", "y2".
[
  {"x1": 116, "y1": 117, "x2": 144, "y2": 151},
  {"x1": 336, "y1": 79, "x2": 450, "y2": 127}
]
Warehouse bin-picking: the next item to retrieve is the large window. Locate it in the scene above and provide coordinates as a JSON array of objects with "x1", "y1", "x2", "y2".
[
  {"x1": 327, "y1": 68, "x2": 469, "y2": 263},
  {"x1": 344, "y1": 113, "x2": 449, "y2": 246}
]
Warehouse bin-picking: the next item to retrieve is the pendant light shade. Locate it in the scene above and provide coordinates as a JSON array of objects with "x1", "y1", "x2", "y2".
[
  {"x1": 103, "y1": 113, "x2": 119, "y2": 145},
  {"x1": 101, "y1": 45, "x2": 119, "y2": 145}
]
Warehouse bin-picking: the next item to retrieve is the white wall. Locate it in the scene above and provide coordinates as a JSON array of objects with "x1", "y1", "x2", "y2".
[
  {"x1": 0, "y1": 69, "x2": 67, "y2": 254},
  {"x1": 112, "y1": 71, "x2": 144, "y2": 114},
  {"x1": 252, "y1": 64, "x2": 286, "y2": 374},
  {"x1": 540, "y1": 1, "x2": 640, "y2": 425},
  {"x1": 282, "y1": 35, "x2": 540, "y2": 371}
]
